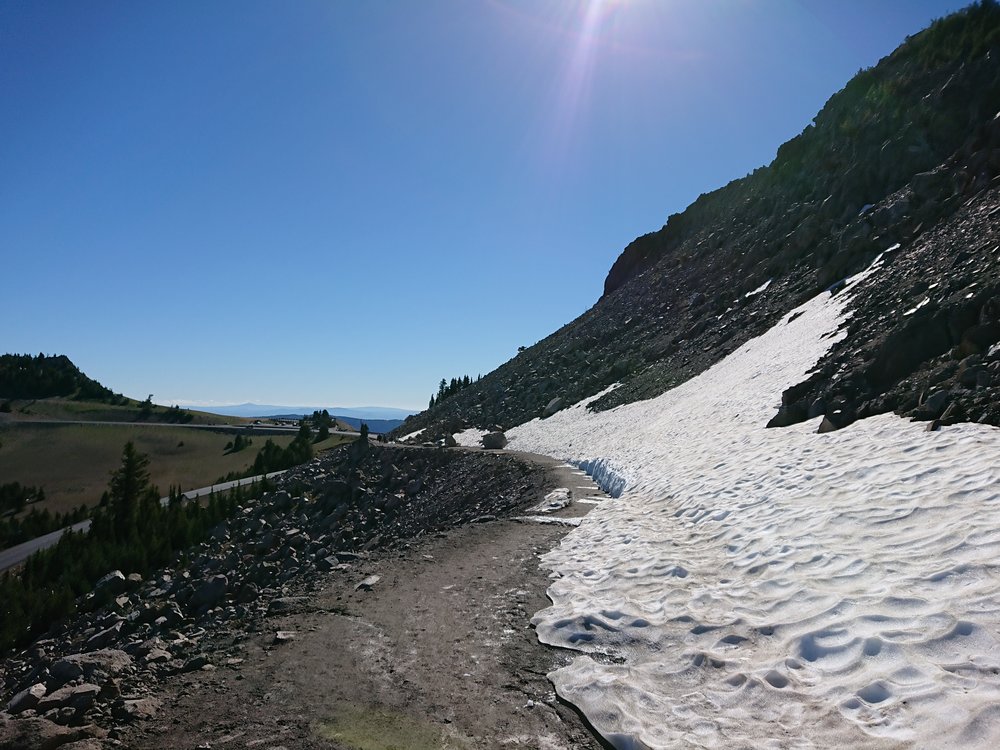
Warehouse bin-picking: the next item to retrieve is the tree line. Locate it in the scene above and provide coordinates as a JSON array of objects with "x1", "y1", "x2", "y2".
[
  {"x1": 0, "y1": 504, "x2": 89, "y2": 552},
  {"x1": 0, "y1": 353, "x2": 123, "y2": 403},
  {"x1": 428, "y1": 374, "x2": 481, "y2": 409},
  {"x1": 310, "y1": 409, "x2": 333, "y2": 442},
  {"x1": 216, "y1": 420, "x2": 316, "y2": 483},
  {"x1": 0, "y1": 482, "x2": 44, "y2": 516}
]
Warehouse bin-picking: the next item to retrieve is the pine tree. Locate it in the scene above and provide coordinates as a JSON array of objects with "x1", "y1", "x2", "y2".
[{"x1": 107, "y1": 441, "x2": 153, "y2": 540}]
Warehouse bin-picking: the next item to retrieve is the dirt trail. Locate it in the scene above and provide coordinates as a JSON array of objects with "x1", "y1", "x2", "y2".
[{"x1": 125, "y1": 453, "x2": 610, "y2": 750}]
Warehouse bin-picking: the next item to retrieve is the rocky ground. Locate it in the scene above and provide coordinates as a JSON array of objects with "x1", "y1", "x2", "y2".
[
  {"x1": 771, "y1": 181, "x2": 1000, "y2": 431},
  {"x1": 0, "y1": 441, "x2": 611, "y2": 749}
]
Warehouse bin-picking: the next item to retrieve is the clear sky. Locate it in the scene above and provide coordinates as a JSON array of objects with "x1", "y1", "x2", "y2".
[{"x1": 1, "y1": 0, "x2": 969, "y2": 411}]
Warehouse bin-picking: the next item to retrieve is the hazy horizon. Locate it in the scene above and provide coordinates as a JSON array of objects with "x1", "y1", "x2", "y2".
[{"x1": 173, "y1": 401, "x2": 417, "y2": 418}]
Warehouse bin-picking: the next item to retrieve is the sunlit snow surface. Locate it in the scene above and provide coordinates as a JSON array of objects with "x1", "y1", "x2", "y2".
[{"x1": 508, "y1": 268, "x2": 1000, "y2": 749}]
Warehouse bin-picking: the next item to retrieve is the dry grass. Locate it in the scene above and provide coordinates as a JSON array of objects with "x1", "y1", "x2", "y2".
[
  {"x1": 0, "y1": 423, "x2": 351, "y2": 516},
  {"x1": 1, "y1": 398, "x2": 247, "y2": 426}
]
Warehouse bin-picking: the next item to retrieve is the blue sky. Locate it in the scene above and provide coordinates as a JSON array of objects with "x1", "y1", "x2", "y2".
[{"x1": 1, "y1": 0, "x2": 969, "y2": 411}]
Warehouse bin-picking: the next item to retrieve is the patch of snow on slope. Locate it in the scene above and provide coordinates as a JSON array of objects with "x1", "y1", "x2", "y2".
[
  {"x1": 454, "y1": 427, "x2": 488, "y2": 447},
  {"x1": 508, "y1": 267, "x2": 1000, "y2": 748},
  {"x1": 744, "y1": 278, "x2": 772, "y2": 298}
]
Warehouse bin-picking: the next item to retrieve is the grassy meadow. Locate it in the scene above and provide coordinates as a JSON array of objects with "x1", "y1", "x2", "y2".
[{"x1": 0, "y1": 422, "x2": 351, "y2": 516}]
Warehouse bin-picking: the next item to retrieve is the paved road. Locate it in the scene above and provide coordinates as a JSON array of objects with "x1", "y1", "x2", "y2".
[
  {"x1": 0, "y1": 419, "x2": 366, "y2": 439},
  {"x1": 0, "y1": 471, "x2": 286, "y2": 573}
]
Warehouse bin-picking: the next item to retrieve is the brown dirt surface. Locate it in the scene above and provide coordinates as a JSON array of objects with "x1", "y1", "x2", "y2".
[{"x1": 122, "y1": 455, "x2": 609, "y2": 750}]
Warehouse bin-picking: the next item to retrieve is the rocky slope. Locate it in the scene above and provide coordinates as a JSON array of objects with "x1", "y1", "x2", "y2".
[
  {"x1": 395, "y1": 2, "x2": 1000, "y2": 440},
  {"x1": 0, "y1": 442, "x2": 546, "y2": 748}
]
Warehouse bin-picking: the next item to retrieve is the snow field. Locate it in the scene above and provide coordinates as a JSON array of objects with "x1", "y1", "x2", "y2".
[
  {"x1": 507, "y1": 268, "x2": 1000, "y2": 748},
  {"x1": 454, "y1": 427, "x2": 489, "y2": 447}
]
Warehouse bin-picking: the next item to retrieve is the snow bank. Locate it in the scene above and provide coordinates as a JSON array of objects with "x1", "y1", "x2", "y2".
[
  {"x1": 454, "y1": 427, "x2": 488, "y2": 447},
  {"x1": 508, "y1": 266, "x2": 1000, "y2": 748}
]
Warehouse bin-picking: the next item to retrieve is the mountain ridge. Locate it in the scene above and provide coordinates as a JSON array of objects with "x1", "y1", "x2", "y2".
[
  {"x1": 394, "y1": 0, "x2": 1000, "y2": 440},
  {"x1": 186, "y1": 403, "x2": 415, "y2": 420}
]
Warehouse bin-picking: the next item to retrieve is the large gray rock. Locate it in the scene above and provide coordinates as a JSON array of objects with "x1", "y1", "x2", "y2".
[
  {"x1": 481, "y1": 432, "x2": 508, "y2": 450},
  {"x1": 112, "y1": 697, "x2": 161, "y2": 722},
  {"x1": 83, "y1": 621, "x2": 123, "y2": 651},
  {"x1": 5, "y1": 683, "x2": 46, "y2": 714},
  {"x1": 94, "y1": 570, "x2": 126, "y2": 597},
  {"x1": 50, "y1": 649, "x2": 132, "y2": 687},
  {"x1": 58, "y1": 740, "x2": 106, "y2": 750},
  {"x1": 36, "y1": 683, "x2": 100, "y2": 712},
  {"x1": 542, "y1": 397, "x2": 564, "y2": 418},
  {"x1": 924, "y1": 389, "x2": 949, "y2": 415},
  {"x1": 188, "y1": 575, "x2": 228, "y2": 609},
  {"x1": 0, "y1": 714, "x2": 92, "y2": 750}
]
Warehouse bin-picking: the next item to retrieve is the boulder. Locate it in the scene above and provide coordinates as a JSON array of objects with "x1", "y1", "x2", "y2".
[
  {"x1": 180, "y1": 654, "x2": 211, "y2": 672},
  {"x1": 355, "y1": 575, "x2": 381, "y2": 592},
  {"x1": 6, "y1": 683, "x2": 47, "y2": 714},
  {"x1": 112, "y1": 697, "x2": 161, "y2": 722},
  {"x1": 93, "y1": 571, "x2": 127, "y2": 598},
  {"x1": 50, "y1": 650, "x2": 131, "y2": 687},
  {"x1": 142, "y1": 649, "x2": 171, "y2": 665},
  {"x1": 481, "y1": 432, "x2": 508, "y2": 450},
  {"x1": 924, "y1": 389, "x2": 949, "y2": 415},
  {"x1": 316, "y1": 556, "x2": 339, "y2": 571},
  {"x1": 188, "y1": 575, "x2": 228, "y2": 609},
  {"x1": 766, "y1": 404, "x2": 806, "y2": 429},
  {"x1": 60, "y1": 740, "x2": 106, "y2": 750},
  {"x1": 542, "y1": 397, "x2": 564, "y2": 418},
  {"x1": 83, "y1": 621, "x2": 123, "y2": 651},
  {"x1": 0, "y1": 715, "x2": 92, "y2": 750},
  {"x1": 36, "y1": 683, "x2": 100, "y2": 713},
  {"x1": 817, "y1": 416, "x2": 841, "y2": 434}
]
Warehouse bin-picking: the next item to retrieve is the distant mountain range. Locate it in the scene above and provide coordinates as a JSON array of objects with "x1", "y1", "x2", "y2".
[{"x1": 185, "y1": 403, "x2": 416, "y2": 421}]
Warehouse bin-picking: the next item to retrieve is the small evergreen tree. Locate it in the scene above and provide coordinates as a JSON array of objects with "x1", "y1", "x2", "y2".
[{"x1": 105, "y1": 441, "x2": 156, "y2": 540}]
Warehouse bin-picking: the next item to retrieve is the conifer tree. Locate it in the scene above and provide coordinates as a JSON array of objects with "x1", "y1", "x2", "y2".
[{"x1": 107, "y1": 441, "x2": 153, "y2": 540}]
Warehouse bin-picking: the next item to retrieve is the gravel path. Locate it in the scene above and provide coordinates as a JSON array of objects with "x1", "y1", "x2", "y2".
[{"x1": 122, "y1": 452, "x2": 611, "y2": 750}]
